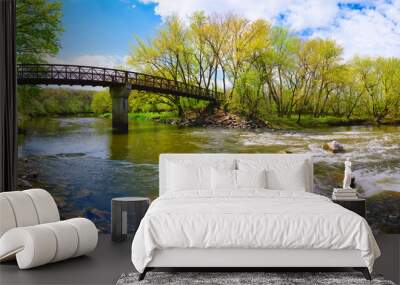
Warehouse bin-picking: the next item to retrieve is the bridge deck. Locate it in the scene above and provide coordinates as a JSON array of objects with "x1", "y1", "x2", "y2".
[{"x1": 17, "y1": 64, "x2": 220, "y2": 101}]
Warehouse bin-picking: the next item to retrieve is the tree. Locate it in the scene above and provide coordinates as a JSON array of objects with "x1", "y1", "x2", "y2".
[
  {"x1": 305, "y1": 39, "x2": 343, "y2": 118},
  {"x1": 233, "y1": 68, "x2": 265, "y2": 119},
  {"x1": 128, "y1": 12, "x2": 400, "y2": 124},
  {"x1": 327, "y1": 64, "x2": 363, "y2": 118},
  {"x1": 260, "y1": 27, "x2": 302, "y2": 117},
  {"x1": 16, "y1": 0, "x2": 63, "y2": 63},
  {"x1": 220, "y1": 15, "x2": 270, "y2": 101},
  {"x1": 354, "y1": 57, "x2": 400, "y2": 122},
  {"x1": 189, "y1": 12, "x2": 222, "y2": 94},
  {"x1": 294, "y1": 39, "x2": 343, "y2": 121},
  {"x1": 128, "y1": 16, "x2": 192, "y2": 117},
  {"x1": 16, "y1": 0, "x2": 64, "y2": 121}
]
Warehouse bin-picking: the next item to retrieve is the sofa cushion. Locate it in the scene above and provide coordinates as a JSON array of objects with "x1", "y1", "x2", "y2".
[
  {"x1": 24, "y1": 189, "x2": 60, "y2": 224},
  {"x1": 0, "y1": 196, "x2": 17, "y2": 237},
  {"x1": 0, "y1": 191, "x2": 39, "y2": 228}
]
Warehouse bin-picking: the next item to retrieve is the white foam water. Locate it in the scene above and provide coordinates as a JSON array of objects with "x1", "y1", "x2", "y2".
[{"x1": 240, "y1": 126, "x2": 400, "y2": 196}]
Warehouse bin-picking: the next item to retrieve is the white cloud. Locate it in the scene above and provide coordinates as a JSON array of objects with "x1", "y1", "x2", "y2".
[
  {"x1": 49, "y1": 54, "x2": 130, "y2": 69},
  {"x1": 282, "y1": 0, "x2": 339, "y2": 31},
  {"x1": 140, "y1": 0, "x2": 291, "y2": 24},
  {"x1": 314, "y1": 3, "x2": 400, "y2": 59},
  {"x1": 139, "y1": 0, "x2": 400, "y2": 59}
]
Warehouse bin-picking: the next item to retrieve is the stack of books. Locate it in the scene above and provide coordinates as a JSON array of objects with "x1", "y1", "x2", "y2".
[{"x1": 332, "y1": 188, "x2": 358, "y2": 200}]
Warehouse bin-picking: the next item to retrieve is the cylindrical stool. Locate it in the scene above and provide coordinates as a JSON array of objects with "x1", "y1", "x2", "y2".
[{"x1": 111, "y1": 197, "x2": 150, "y2": 242}]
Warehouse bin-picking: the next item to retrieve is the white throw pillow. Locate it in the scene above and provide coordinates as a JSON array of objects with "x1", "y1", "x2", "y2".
[
  {"x1": 211, "y1": 168, "x2": 236, "y2": 190},
  {"x1": 238, "y1": 159, "x2": 308, "y2": 191},
  {"x1": 167, "y1": 162, "x2": 210, "y2": 191},
  {"x1": 236, "y1": 169, "x2": 267, "y2": 189},
  {"x1": 211, "y1": 169, "x2": 268, "y2": 191},
  {"x1": 166, "y1": 159, "x2": 236, "y2": 192}
]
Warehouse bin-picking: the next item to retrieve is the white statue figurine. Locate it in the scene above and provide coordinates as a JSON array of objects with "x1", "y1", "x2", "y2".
[{"x1": 343, "y1": 157, "x2": 352, "y2": 189}]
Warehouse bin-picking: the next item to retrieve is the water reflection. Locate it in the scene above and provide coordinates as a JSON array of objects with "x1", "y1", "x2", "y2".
[{"x1": 18, "y1": 117, "x2": 400, "y2": 233}]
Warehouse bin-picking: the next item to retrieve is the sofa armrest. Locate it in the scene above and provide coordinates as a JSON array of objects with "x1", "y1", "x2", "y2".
[
  {"x1": 0, "y1": 218, "x2": 98, "y2": 269},
  {"x1": 0, "y1": 226, "x2": 57, "y2": 268}
]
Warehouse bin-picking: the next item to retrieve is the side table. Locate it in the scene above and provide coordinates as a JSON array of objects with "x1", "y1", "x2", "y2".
[
  {"x1": 111, "y1": 197, "x2": 150, "y2": 241},
  {"x1": 332, "y1": 198, "x2": 366, "y2": 218}
]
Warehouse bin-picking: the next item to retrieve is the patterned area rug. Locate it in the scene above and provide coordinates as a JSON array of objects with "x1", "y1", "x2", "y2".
[{"x1": 116, "y1": 272, "x2": 395, "y2": 285}]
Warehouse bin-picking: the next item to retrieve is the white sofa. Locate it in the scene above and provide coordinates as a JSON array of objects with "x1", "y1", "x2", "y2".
[{"x1": 0, "y1": 188, "x2": 98, "y2": 269}]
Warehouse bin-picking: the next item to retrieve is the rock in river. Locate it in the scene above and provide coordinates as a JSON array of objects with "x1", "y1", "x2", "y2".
[{"x1": 323, "y1": 140, "x2": 345, "y2": 153}]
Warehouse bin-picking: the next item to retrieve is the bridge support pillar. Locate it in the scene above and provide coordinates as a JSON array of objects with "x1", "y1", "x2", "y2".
[{"x1": 110, "y1": 86, "x2": 130, "y2": 133}]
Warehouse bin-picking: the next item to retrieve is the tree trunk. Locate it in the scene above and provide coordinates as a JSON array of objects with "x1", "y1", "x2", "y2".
[
  {"x1": 297, "y1": 112, "x2": 302, "y2": 123},
  {"x1": 177, "y1": 103, "x2": 184, "y2": 118}
]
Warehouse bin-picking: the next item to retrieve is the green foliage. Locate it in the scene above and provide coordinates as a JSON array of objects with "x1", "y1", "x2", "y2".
[
  {"x1": 352, "y1": 57, "x2": 400, "y2": 122},
  {"x1": 128, "y1": 112, "x2": 178, "y2": 122},
  {"x1": 232, "y1": 69, "x2": 266, "y2": 119},
  {"x1": 17, "y1": 87, "x2": 94, "y2": 117},
  {"x1": 128, "y1": 91, "x2": 173, "y2": 113},
  {"x1": 91, "y1": 90, "x2": 112, "y2": 114},
  {"x1": 16, "y1": 0, "x2": 63, "y2": 63},
  {"x1": 99, "y1": 112, "x2": 178, "y2": 123},
  {"x1": 17, "y1": 85, "x2": 41, "y2": 117},
  {"x1": 16, "y1": 0, "x2": 64, "y2": 121},
  {"x1": 128, "y1": 12, "x2": 400, "y2": 124}
]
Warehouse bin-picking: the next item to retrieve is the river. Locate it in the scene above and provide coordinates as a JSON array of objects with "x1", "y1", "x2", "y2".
[{"x1": 18, "y1": 117, "x2": 400, "y2": 233}]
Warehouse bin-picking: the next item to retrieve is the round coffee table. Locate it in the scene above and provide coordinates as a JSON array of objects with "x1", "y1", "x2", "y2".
[{"x1": 111, "y1": 197, "x2": 150, "y2": 241}]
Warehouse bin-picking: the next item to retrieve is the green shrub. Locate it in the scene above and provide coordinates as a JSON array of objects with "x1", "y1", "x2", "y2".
[
  {"x1": 18, "y1": 87, "x2": 95, "y2": 117},
  {"x1": 91, "y1": 90, "x2": 112, "y2": 114}
]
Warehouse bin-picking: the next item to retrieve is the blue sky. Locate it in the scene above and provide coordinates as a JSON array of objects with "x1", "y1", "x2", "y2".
[
  {"x1": 54, "y1": 0, "x2": 400, "y2": 67},
  {"x1": 55, "y1": 0, "x2": 161, "y2": 66},
  {"x1": 58, "y1": 0, "x2": 160, "y2": 60}
]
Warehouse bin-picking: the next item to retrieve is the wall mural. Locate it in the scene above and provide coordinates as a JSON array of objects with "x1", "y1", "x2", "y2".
[{"x1": 17, "y1": 0, "x2": 399, "y2": 234}]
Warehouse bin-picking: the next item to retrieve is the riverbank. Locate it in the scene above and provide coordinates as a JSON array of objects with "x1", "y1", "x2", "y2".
[
  {"x1": 100, "y1": 110, "x2": 399, "y2": 130},
  {"x1": 18, "y1": 110, "x2": 400, "y2": 133},
  {"x1": 267, "y1": 115, "x2": 400, "y2": 129},
  {"x1": 169, "y1": 109, "x2": 271, "y2": 129},
  {"x1": 101, "y1": 109, "x2": 270, "y2": 129}
]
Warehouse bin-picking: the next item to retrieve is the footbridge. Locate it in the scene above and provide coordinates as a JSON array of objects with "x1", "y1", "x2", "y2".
[{"x1": 17, "y1": 64, "x2": 221, "y2": 132}]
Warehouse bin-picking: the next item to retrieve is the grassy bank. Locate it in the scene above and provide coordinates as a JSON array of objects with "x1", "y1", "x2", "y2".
[
  {"x1": 101, "y1": 111, "x2": 179, "y2": 123},
  {"x1": 21, "y1": 109, "x2": 398, "y2": 131},
  {"x1": 265, "y1": 115, "x2": 399, "y2": 129},
  {"x1": 99, "y1": 111, "x2": 399, "y2": 129}
]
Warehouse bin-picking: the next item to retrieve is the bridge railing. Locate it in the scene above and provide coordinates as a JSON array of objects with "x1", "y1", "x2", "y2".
[
  {"x1": 127, "y1": 72, "x2": 215, "y2": 98},
  {"x1": 17, "y1": 64, "x2": 222, "y2": 100},
  {"x1": 17, "y1": 64, "x2": 127, "y2": 84}
]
